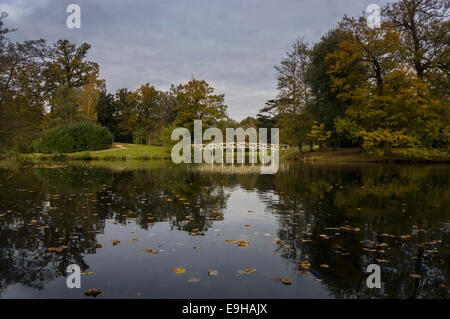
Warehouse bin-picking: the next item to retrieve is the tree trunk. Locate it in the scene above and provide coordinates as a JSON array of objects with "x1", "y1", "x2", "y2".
[
  {"x1": 384, "y1": 141, "x2": 392, "y2": 157},
  {"x1": 309, "y1": 140, "x2": 314, "y2": 152}
]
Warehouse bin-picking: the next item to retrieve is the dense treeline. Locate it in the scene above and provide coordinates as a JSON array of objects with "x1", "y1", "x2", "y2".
[
  {"x1": 258, "y1": 0, "x2": 449, "y2": 156},
  {"x1": 0, "y1": 0, "x2": 449, "y2": 157},
  {"x1": 0, "y1": 11, "x2": 233, "y2": 153}
]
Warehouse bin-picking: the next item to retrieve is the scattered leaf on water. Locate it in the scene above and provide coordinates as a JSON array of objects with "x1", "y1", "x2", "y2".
[
  {"x1": 410, "y1": 274, "x2": 422, "y2": 279},
  {"x1": 112, "y1": 240, "x2": 120, "y2": 246},
  {"x1": 136, "y1": 293, "x2": 143, "y2": 296},
  {"x1": 142, "y1": 248, "x2": 158, "y2": 254},
  {"x1": 299, "y1": 261, "x2": 311, "y2": 269},
  {"x1": 96, "y1": 243, "x2": 104, "y2": 248},
  {"x1": 173, "y1": 268, "x2": 186, "y2": 274},
  {"x1": 281, "y1": 279, "x2": 292, "y2": 285},
  {"x1": 208, "y1": 270, "x2": 218, "y2": 276},
  {"x1": 320, "y1": 264, "x2": 329, "y2": 268},
  {"x1": 237, "y1": 240, "x2": 249, "y2": 247},
  {"x1": 84, "y1": 288, "x2": 102, "y2": 297}
]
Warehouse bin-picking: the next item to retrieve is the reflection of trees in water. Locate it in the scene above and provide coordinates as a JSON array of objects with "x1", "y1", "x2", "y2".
[
  {"x1": 267, "y1": 164, "x2": 449, "y2": 298},
  {"x1": 0, "y1": 164, "x2": 234, "y2": 294},
  {"x1": 0, "y1": 163, "x2": 448, "y2": 298}
]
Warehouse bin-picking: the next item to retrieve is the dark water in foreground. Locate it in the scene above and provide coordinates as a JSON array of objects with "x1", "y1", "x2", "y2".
[{"x1": 0, "y1": 161, "x2": 448, "y2": 299}]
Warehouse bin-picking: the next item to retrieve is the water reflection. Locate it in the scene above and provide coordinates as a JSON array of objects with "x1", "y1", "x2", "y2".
[{"x1": 0, "y1": 161, "x2": 448, "y2": 298}]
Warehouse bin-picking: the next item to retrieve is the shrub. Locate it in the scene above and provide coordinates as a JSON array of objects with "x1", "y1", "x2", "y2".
[{"x1": 35, "y1": 122, "x2": 114, "y2": 154}]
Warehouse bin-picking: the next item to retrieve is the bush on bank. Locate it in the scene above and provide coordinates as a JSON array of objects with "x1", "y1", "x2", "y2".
[{"x1": 34, "y1": 122, "x2": 114, "y2": 154}]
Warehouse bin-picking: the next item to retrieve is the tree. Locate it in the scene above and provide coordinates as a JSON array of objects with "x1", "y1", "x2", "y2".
[
  {"x1": 384, "y1": 0, "x2": 449, "y2": 80},
  {"x1": 115, "y1": 88, "x2": 139, "y2": 143},
  {"x1": 79, "y1": 74, "x2": 101, "y2": 123},
  {"x1": 268, "y1": 38, "x2": 316, "y2": 149},
  {"x1": 0, "y1": 12, "x2": 49, "y2": 152},
  {"x1": 44, "y1": 40, "x2": 99, "y2": 92},
  {"x1": 307, "y1": 122, "x2": 331, "y2": 150},
  {"x1": 239, "y1": 117, "x2": 257, "y2": 130},
  {"x1": 173, "y1": 79, "x2": 227, "y2": 132},
  {"x1": 97, "y1": 90, "x2": 120, "y2": 139},
  {"x1": 306, "y1": 28, "x2": 366, "y2": 147},
  {"x1": 47, "y1": 85, "x2": 83, "y2": 128},
  {"x1": 326, "y1": 16, "x2": 402, "y2": 155},
  {"x1": 275, "y1": 38, "x2": 311, "y2": 117}
]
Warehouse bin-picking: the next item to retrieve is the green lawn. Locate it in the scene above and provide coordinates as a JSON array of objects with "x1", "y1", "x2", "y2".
[{"x1": 25, "y1": 143, "x2": 171, "y2": 161}]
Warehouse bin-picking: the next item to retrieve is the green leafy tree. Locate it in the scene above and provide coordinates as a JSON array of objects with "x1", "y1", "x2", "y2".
[
  {"x1": 173, "y1": 79, "x2": 228, "y2": 132},
  {"x1": 44, "y1": 40, "x2": 99, "y2": 92}
]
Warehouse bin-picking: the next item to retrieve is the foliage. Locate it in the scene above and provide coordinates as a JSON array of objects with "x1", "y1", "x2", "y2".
[
  {"x1": 173, "y1": 79, "x2": 228, "y2": 132},
  {"x1": 34, "y1": 122, "x2": 113, "y2": 154}
]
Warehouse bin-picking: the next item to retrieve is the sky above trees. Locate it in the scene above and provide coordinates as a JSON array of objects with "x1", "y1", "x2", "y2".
[{"x1": 1, "y1": 0, "x2": 391, "y2": 120}]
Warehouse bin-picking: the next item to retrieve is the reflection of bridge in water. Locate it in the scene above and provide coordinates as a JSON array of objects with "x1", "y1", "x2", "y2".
[{"x1": 193, "y1": 162, "x2": 291, "y2": 174}]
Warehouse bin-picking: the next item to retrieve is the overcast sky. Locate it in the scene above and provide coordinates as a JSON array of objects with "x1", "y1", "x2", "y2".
[{"x1": 1, "y1": 0, "x2": 390, "y2": 120}]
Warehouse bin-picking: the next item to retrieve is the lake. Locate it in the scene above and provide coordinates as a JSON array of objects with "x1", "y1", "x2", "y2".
[{"x1": 0, "y1": 160, "x2": 448, "y2": 298}]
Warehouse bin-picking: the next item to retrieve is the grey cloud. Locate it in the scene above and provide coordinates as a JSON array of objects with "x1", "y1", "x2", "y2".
[{"x1": 1, "y1": 0, "x2": 391, "y2": 120}]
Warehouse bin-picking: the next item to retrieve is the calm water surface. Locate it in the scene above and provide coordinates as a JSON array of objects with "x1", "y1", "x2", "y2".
[{"x1": 0, "y1": 161, "x2": 448, "y2": 298}]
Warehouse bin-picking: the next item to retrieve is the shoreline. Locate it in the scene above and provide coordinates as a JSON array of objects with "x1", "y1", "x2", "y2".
[{"x1": 2, "y1": 145, "x2": 449, "y2": 164}]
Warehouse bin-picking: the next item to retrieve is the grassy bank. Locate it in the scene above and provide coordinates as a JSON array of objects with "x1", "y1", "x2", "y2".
[
  {"x1": 23, "y1": 143, "x2": 171, "y2": 161},
  {"x1": 12, "y1": 144, "x2": 450, "y2": 163},
  {"x1": 281, "y1": 147, "x2": 450, "y2": 163}
]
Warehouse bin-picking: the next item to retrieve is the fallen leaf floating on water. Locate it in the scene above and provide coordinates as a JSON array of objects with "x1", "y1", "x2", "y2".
[
  {"x1": 142, "y1": 248, "x2": 158, "y2": 254},
  {"x1": 237, "y1": 240, "x2": 249, "y2": 247},
  {"x1": 81, "y1": 272, "x2": 94, "y2": 275},
  {"x1": 173, "y1": 268, "x2": 186, "y2": 274},
  {"x1": 224, "y1": 240, "x2": 237, "y2": 243},
  {"x1": 188, "y1": 277, "x2": 201, "y2": 283},
  {"x1": 112, "y1": 240, "x2": 120, "y2": 246},
  {"x1": 208, "y1": 270, "x2": 218, "y2": 276},
  {"x1": 320, "y1": 264, "x2": 330, "y2": 268},
  {"x1": 299, "y1": 261, "x2": 311, "y2": 270},
  {"x1": 84, "y1": 288, "x2": 102, "y2": 297},
  {"x1": 237, "y1": 269, "x2": 256, "y2": 275},
  {"x1": 96, "y1": 243, "x2": 104, "y2": 248},
  {"x1": 272, "y1": 277, "x2": 282, "y2": 282},
  {"x1": 376, "y1": 259, "x2": 390, "y2": 263},
  {"x1": 136, "y1": 293, "x2": 143, "y2": 297},
  {"x1": 281, "y1": 279, "x2": 292, "y2": 285},
  {"x1": 48, "y1": 246, "x2": 67, "y2": 252},
  {"x1": 410, "y1": 274, "x2": 422, "y2": 279},
  {"x1": 244, "y1": 224, "x2": 250, "y2": 228}
]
